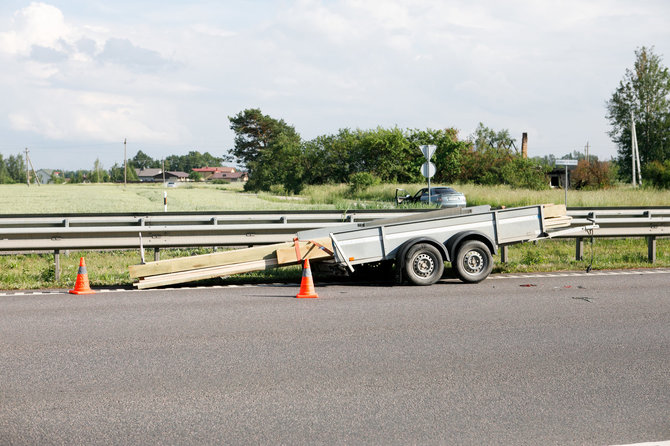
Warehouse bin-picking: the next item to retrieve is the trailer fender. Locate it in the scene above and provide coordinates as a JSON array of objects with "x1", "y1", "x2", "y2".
[
  {"x1": 395, "y1": 237, "x2": 449, "y2": 285},
  {"x1": 446, "y1": 231, "x2": 497, "y2": 260},
  {"x1": 397, "y1": 237, "x2": 449, "y2": 264}
]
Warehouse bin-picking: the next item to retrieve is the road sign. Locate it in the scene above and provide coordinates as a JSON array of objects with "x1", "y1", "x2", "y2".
[
  {"x1": 555, "y1": 160, "x2": 577, "y2": 206},
  {"x1": 419, "y1": 144, "x2": 436, "y2": 161},
  {"x1": 421, "y1": 162, "x2": 436, "y2": 179}
]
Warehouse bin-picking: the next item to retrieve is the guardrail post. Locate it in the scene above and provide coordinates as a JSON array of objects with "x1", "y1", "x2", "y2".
[
  {"x1": 212, "y1": 218, "x2": 218, "y2": 251},
  {"x1": 647, "y1": 236, "x2": 656, "y2": 263},
  {"x1": 154, "y1": 248, "x2": 160, "y2": 262},
  {"x1": 576, "y1": 237, "x2": 584, "y2": 261},
  {"x1": 500, "y1": 245, "x2": 509, "y2": 263},
  {"x1": 63, "y1": 219, "x2": 70, "y2": 257},
  {"x1": 54, "y1": 249, "x2": 60, "y2": 281}
]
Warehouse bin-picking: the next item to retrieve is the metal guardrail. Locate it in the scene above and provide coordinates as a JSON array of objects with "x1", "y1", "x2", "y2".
[
  {"x1": 0, "y1": 210, "x2": 425, "y2": 251},
  {"x1": 1, "y1": 208, "x2": 668, "y2": 279}
]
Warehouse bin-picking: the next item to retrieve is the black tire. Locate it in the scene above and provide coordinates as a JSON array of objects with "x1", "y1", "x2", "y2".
[
  {"x1": 403, "y1": 243, "x2": 444, "y2": 286},
  {"x1": 453, "y1": 240, "x2": 493, "y2": 283}
]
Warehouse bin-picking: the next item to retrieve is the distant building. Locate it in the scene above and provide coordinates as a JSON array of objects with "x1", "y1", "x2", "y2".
[
  {"x1": 135, "y1": 168, "x2": 163, "y2": 182},
  {"x1": 35, "y1": 169, "x2": 62, "y2": 184},
  {"x1": 135, "y1": 168, "x2": 189, "y2": 182},
  {"x1": 208, "y1": 171, "x2": 248, "y2": 182},
  {"x1": 191, "y1": 167, "x2": 248, "y2": 182}
]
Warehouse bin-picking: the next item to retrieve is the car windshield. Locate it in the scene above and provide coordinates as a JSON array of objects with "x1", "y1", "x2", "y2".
[
  {"x1": 433, "y1": 188, "x2": 457, "y2": 194},
  {"x1": 416, "y1": 188, "x2": 458, "y2": 197}
]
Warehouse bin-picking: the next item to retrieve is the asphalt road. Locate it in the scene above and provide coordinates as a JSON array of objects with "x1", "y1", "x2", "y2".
[{"x1": 1, "y1": 269, "x2": 669, "y2": 445}]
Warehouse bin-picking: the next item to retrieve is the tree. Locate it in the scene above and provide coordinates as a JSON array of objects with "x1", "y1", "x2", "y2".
[
  {"x1": 90, "y1": 158, "x2": 109, "y2": 183},
  {"x1": 606, "y1": 46, "x2": 670, "y2": 183},
  {"x1": 461, "y1": 124, "x2": 548, "y2": 190},
  {"x1": 130, "y1": 150, "x2": 158, "y2": 170},
  {"x1": 470, "y1": 122, "x2": 518, "y2": 153},
  {"x1": 406, "y1": 128, "x2": 469, "y2": 184},
  {"x1": 228, "y1": 108, "x2": 302, "y2": 192},
  {"x1": 5, "y1": 153, "x2": 26, "y2": 184},
  {"x1": 0, "y1": 154, "x2": 10, "y2": 184},
  {"x1": 164, "y1": 151, "x2": 223, "y2": 172}
]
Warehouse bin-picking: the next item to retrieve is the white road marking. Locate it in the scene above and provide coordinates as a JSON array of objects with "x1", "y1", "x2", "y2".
[
  {"x1": 610, "y1": 441, "x2": 670, "y2": 446},
  {"x1": 1, "y1": 269, "x2": 669, "y2": 297}
]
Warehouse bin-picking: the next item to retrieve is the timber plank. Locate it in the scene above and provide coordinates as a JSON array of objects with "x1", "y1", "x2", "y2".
[
  {"x1": 129, "y1": 242, "x2": 292, "y2": 278},
  {"x1": 275, "y1": 238, "x2": 333, "y2": 264},
  {"x1": 542, "y1": 204, "x2": 567, "y2": 219},
  {"x1": 135, "y1": 258, "x2": 279, "y2": 289}
]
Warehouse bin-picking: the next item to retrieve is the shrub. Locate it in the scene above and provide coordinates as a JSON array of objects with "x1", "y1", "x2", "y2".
[
  {"x1": 348, "y1": 172, "x2": 381, "y2": 194},
  {"x1": 643, "y1": 160, "x2": 670, "y2": 188},
  {"x1": 571, "y1": 160, "x2": 614, "y2": 190}
]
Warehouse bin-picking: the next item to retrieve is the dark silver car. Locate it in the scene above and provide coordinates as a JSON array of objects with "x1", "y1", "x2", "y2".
[{"x1": 396, "y1": 186, "x2": 466, "y2": 208}]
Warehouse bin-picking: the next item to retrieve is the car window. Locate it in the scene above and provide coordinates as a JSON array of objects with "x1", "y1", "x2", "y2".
[{"x1": 413, "y1": 189, "x2": 426, "y2": 199}]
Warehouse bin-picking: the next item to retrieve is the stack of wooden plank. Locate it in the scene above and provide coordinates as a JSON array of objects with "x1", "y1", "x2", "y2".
[
  {"x1": 129, "y1": 238, "x2": 334, "y2": 289},
  {"x1": 542, "y1": 204, "x2": 572, "y2": 229}
]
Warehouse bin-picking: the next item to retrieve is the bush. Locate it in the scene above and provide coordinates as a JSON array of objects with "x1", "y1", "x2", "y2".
[
  {"x1": 348, "y1": 172, "x2": 381, "y2": 194},
  {"x1": 571, "y1": 160, "x2": 614, "y2": 190},
  {"x1": 459, "y1": 149, "x2": 549, "y2": 190},
  {"x1": 643, "y1": 160, "x2": 670, "y2": 188}
]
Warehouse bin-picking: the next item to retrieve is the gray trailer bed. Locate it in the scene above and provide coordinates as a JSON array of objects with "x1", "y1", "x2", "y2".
[{"x1": 298, "y1": 204, "x2": 577, "y2": 285}]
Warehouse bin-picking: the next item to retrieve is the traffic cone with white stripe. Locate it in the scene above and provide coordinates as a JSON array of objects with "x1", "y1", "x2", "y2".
[
  {"x1": 69, "y1": 257, "x2": 95, "y2": 295},
  {"x1": 296, "y1": 259, "x2": 318, "y2": 298}
]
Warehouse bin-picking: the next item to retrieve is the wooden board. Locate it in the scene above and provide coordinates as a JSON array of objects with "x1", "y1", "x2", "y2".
[
  {"x1": 275, "y1": 238, "x2": 333, "y2": 264},
  {"x1": 135, "y1": 258, "x2": 278, "y2": 289},
  {"x1": 543, "y1": 215, "x2": 573, "y2": 228},
  {"x1": 129, "y1": 242, "x2": 293, "y2": 279},
  {"x1": 542, "y1": 204, "x2": 567, "y2": 219}
]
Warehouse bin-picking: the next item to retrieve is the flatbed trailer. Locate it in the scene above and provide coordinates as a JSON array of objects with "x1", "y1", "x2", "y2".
[
  {"x1": 297, "y1": 204, "x2": 580, "y2": 285},
  {"x1": 130, "y1": 204, "x2": 585, "y2": 289}
]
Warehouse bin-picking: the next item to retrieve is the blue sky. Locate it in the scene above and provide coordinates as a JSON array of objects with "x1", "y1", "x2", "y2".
[{"x1": 1, "y1": 0, "x2": 669, "y2": 170}]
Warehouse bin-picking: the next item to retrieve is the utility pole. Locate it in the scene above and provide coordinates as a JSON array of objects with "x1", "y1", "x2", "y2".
[
  {"x1": 124, "y1": 138, "x2": 127, "y2": 187},
  {"x1": 25, "y1": 148, "x2": 29, "y2": 186},
  {"x1": 24, "y1": 147, "x2": 40, "y2": 186},
  {"x1": 585, "y1": 141, "x2": 590, "y2": 163},
  {"x1": 631, "y1": 113, "x2": 642, "y2": 186}
]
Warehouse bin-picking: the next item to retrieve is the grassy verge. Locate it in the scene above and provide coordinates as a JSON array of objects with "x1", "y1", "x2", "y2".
[
  {"x1": 1, "y1": 182, "x2": 669, "y2": 290},
  {"x1": 301, "y1": 183, "x2": 670, "y2": 208},
  {"x1": 1, "y1": 238, "x2": 668, "y2": 291}
]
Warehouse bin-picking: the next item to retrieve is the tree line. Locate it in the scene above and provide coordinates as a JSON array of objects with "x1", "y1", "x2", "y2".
[{"x1": 229, "y1": 109, "x2": 551, "y2": 193}]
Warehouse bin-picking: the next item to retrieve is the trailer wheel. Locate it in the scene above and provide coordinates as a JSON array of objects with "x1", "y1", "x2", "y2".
[
  {"x1": 404, "y1": 243, "x2": 444, "y2": 286},
  {"x1": 453, "y1": 240, "x2": 493, "y2": 283}
]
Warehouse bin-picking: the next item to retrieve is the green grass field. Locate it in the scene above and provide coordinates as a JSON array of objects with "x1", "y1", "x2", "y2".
[
  {"x1": 0, "y1": 182, "x2": 333, "y2": 213},
  {"x1": 0, "y1": 182, "x2": 668, "y2": 290},
  {"x1": 2, "y1": 182, "x2": 669, "y2": 214}
]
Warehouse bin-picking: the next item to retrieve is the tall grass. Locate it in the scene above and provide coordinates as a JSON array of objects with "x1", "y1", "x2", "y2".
[
  {"x1": 303, "y1": 183, "x2": 670, "y2": 209},
  {"x1": 3, "y1": 182, "x2": 667, "y2": 214},
  {"x1": 0, "y1": 183, "x2": 338, "y2": 214}
]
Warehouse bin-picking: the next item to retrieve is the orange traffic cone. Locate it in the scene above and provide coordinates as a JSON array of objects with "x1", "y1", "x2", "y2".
[
  {"x1": 296, "y1": 259, "x2": 319, "y2": 298},
  {"x1": 69, "y1": 257, "x2": 96, "y2": 295}
]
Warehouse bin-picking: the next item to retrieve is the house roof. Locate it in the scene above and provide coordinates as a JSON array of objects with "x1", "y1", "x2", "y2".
[
  {"x1": 192, "y1": 166, "x2": 236, "y2": 173},
  {"x1": 137, "y1": 168, "x2": 163, "y2": 177},
  {"x1": 166, "y1": 171, "x2": 189, "y2": 178}
]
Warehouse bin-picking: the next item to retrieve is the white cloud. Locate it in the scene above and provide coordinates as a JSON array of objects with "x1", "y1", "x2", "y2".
[
  {"x1": 9, "y1": 89, "x2": 187, "y2": 142},
  {"x1": 0, "y1": 2, "x2": 73, "y2": 55},
  {"x1": 1, "y1": 0, "x2": 670, "y2": 169}
]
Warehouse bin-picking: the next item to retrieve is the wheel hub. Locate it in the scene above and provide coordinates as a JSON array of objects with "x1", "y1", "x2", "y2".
[
  {"x1": 413, "y1": 253, "x2": 435, "y2": 277},
  {"x1": 463, "y1": 250, "x2": 484, "y2": 274}
]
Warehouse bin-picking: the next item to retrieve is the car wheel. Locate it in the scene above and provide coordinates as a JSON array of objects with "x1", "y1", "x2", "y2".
[
  {"x1": 453, "y1": 240, "x2": 493, "y2": 283},
  {"x1": 403, "y1": 243, "x2": 444, "y2": 286}
]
